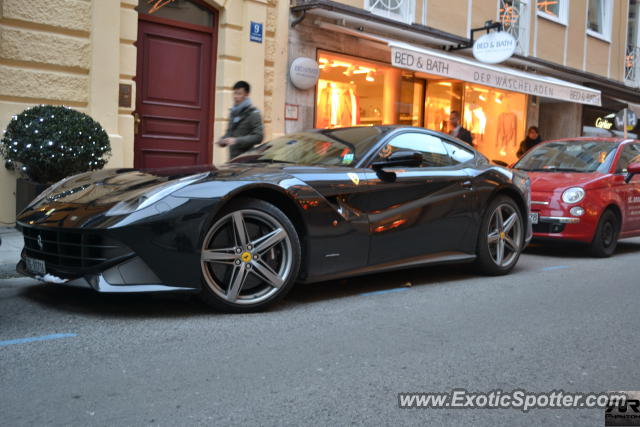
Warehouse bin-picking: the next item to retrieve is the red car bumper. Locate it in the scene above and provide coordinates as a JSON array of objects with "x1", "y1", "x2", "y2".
[{"x1": 530, "y1": 199, "x2": 600, "y2": 243}]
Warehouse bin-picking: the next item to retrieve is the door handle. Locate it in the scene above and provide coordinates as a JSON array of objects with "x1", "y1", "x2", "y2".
[
  {"x1": 132, "y1": 112, "x2": 141, "y2": 135},
  {"x1": 462, "y1": 180, "x2": 473, "y2": 189}
]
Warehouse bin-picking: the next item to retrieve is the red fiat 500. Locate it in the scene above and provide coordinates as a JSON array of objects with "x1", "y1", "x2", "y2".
[{"x1": 514, "y1": 138, "x2": 640, "y2": 257}]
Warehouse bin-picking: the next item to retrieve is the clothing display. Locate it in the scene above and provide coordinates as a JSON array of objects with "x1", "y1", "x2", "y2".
[
  {"x1": 316, "y1": 80, "x2": 360, "y2": 128},
  {"x1": 497, "y1": 112, "x2": 518, "y2": 156},
  {"x1": 463, "y1": 104, "x2": 487, "y2": 145}
]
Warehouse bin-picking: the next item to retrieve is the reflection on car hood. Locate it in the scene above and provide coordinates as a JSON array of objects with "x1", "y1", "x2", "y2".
[
  {"x1": 526, "y1": 171, "x2": 610, "y2": 191},
  {"x1": 36, "y1": 162, "x2": 310, "y2": 206}
]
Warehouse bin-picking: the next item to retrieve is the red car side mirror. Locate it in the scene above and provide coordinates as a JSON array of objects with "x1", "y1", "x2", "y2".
[{"x1": 625, "y1": 162, "x2": 640, "y2": 183}]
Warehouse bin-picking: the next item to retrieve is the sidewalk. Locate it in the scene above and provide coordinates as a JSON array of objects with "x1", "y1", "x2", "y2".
[{"x1": 0, "y1": 226, "x2": 22, "y2": 279}]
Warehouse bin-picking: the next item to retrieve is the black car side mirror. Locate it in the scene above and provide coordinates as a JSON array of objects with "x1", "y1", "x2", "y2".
[
  {"x1": 371, "y1": 151, "x2": 423, "y2": 171},
  {"x1": 625, "y1": 162, "x2": 640, "y2": 183}
]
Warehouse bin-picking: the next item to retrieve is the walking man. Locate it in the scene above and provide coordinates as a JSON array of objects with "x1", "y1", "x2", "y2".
[
  {"x1": 449, "y1": 110, "x2": 473, "y2": 146},
  {"x1": 216, "y1": 81, "x2": 264, "y2": 158}
]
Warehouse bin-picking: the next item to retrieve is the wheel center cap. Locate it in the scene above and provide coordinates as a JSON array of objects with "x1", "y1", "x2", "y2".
[
  {"x1": 241, "y1": 251, "x2": 252, "y2": 263},
  {"x1": 500, "y1": 231, "x2": 506, "y2": 240}
]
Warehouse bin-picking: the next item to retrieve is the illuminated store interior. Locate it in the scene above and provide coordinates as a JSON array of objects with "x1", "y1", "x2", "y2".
[{"x1": 316, "y1": 51, "x2": 527, "y2": 164}]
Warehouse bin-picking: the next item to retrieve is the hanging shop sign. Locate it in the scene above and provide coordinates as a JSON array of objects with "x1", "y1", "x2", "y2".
[
  {"x1": 390, "y1": 44, "x2": 602, "y2": 106},
  {"x1": 615, "y1": 109, "x2": 638, "y2": 131},
  {"x1": 290, "y1": 57, "x2": 320, "y2": 90},
  {"x1": 472, "y1": 32, "x2": 517, "y2": 64}
]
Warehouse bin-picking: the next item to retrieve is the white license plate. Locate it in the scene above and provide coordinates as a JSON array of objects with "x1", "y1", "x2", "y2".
[
  {"x1": 529, "y1": 212, "x2": 539, "y2": 225},
  {"x1": 25, "y1": 257, "x2": 46, "y2": 275}
]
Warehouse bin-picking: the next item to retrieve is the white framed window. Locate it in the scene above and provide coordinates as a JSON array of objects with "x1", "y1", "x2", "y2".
[
  {"x1": 625, "y1": 0, "x2": 640, "y2": 85},
  {"x1": 365, "y1": 0, "x2": 415, "y2": 24},
  {"x1": 586, "y1": 0, "x2": 612, "y2": 42},
  {"x1": 536, "y1": 0, "x2": 568, "y2": 25},
  {"x1": 499, "y1": 0, "x2": 531, "y2": 56}
]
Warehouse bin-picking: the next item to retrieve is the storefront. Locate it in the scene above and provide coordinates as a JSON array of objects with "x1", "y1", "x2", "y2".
[
  {"x1": 314, "y1": 50, "x2": 529, "y2": 163},
  {"x1": 286, "y1": 9, "x2": 602, "y2": 166},
  {"x1": 582, "y1": 99, "x2": 640, "y2": 138}
]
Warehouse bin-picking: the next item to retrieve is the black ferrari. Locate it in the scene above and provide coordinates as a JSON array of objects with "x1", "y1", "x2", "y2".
[{"x1": 17, "y1": 126, "x2": 532, "y2": 312}]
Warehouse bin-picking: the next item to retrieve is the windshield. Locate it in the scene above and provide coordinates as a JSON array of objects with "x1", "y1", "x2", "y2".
[
  {"x1": 231, "y1": 127, "x2": 385, "y2": 167},
  {"x1": 514, "y1": 140, "x2": 618, "y2": 173}
]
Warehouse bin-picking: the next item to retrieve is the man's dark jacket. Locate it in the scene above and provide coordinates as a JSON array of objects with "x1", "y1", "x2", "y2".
[
  {"x1": 224, "y1": 103, "x2": 264, "y2": 158},
  {"x1": 455, "y1": 127, "x2": 473, "y2": 146}
]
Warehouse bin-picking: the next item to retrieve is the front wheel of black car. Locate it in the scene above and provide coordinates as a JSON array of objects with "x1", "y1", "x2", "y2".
[
  {"x1": 475, "y1": 196, "x2": 524, "y2": 275},
  {"x1": 199, "y1": 198, "x2": 301, "y2": 312}
]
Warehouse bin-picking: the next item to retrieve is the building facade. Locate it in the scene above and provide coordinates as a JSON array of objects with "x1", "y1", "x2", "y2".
[
  {"x1": 0, "y1": 0, "x2": 290, "y2": 224},
  {"x1": 1, "y1": 0, "x2": 640, "y2": 225},
  {"x1": 285, "y1": 0, "x2": 640, "y2": 165}
]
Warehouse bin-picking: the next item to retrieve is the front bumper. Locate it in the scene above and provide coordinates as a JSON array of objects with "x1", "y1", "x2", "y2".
[
  {"x1": 531, "y1": 202, "x2": 596, "y2": 243},
  {"x1": 540, "y1": 216, "x2": 580, "y2": 224},
  {"x1": 17, "y1": 256, "x2": 196, "y2": 293}
]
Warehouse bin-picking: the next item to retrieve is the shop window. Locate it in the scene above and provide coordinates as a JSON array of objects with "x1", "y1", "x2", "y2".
[
  {"x1": 587, "y1": 0, "x2": 612, "y2": 40},
  {"x1": 424, "y1": 81, "x2": 463, "y2": 134},
  {"x1": 366, "y1": 0, "x2": 415, "y2": 24},
  {"x1": 582, "y1": 106, "x2": 638, "y2": 138},
  {"x1": 314, "y1": 53, "x2": 527, "y2": 168},
  {"x1": 536, "y1": 0, "x2": 567, "y2": 24},
  {"x1": 138, "y1": 0, "x2": 214, "y2": 27},
  {"x1": 376, "y1": 133, "x2": 451, "y2": 167},
  {"x1": 462, "y1": 85, "x2": 526, "y2": 165},
  {"x1": 316, "y1": 52, "x2": 423, "y2": 129}
]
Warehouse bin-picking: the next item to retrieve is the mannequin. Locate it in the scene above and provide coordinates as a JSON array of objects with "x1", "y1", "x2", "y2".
[{"x1": 496, "y1": 95, "x2": 517, "y2": 156}]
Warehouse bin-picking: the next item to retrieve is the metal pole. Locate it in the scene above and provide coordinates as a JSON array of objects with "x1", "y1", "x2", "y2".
[{"x1": 624, "y1": 108, "x2": 629, "y2": 139}]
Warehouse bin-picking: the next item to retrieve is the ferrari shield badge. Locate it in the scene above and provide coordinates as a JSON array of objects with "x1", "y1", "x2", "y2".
[{"x1": 347, "y1": 173, "x2": 360, "y2": 186}]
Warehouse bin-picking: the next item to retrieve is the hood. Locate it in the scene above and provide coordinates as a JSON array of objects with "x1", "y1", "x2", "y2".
[
  {"x1": 525, "y1": 171, "x2": 610, "y2": 192},
  {"x1": 17, "y1": 162, "x2": 299, "y2": 227},
  {"x1": 32, "y1": 164, "x2": 217, "y2": 207},
  {"x1": 30, "y1": 163, "x2": 301, "y2": 207}
]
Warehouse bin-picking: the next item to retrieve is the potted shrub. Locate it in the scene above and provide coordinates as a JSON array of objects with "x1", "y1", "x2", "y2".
[{"x1": 0, "y1": 105, "x2": 111, "y2": 214}]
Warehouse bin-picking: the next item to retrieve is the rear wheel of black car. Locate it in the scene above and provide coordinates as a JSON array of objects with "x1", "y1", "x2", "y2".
[
  {"x1": 475, "y1": 196, "x2": 524, "y2": 275},
  {"x1": 199, "y1": 198, "x2": 301, "y2": 312},
  {"x1": 589, "y1": 209, "x2": 619, "y2": 258}
]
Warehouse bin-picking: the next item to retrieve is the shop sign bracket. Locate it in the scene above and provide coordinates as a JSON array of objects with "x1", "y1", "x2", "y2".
[{"x1": 444, "y1": 20, "x2": 503, "y2": 52}]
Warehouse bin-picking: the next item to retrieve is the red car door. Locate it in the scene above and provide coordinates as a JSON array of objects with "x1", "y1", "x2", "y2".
[{"x1": 614, "y1": 142, "x2": 640, "y2": 234}]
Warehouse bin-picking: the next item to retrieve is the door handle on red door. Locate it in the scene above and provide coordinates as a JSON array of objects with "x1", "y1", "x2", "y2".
[
  {"x1": 462, "y1": 180, "x2": 473, "y2": 189},
  {"x1": 132, "y1": 112, "x2": 141, "y2": 135}
]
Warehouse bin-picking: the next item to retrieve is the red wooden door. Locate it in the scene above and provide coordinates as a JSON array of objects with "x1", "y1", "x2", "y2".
[{"x1": 134, "y1": 17, "x2": 214, "y2": 168}]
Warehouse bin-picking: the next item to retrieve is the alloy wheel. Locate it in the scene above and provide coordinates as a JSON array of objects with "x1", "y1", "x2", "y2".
[
  {"x1": 486, "y1": 203, "x2": 523, "y2": 268},
  {"x1": 201, "y1": 209, "x2": 293, "y2": 305}
]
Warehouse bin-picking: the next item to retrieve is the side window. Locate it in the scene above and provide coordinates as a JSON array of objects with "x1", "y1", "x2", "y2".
[
  {"x1": 442, "y1": 140, "x2": 475, "y2": 165},
  {"x1": 375, "y1": 133, "x2": 452, "y2": 167},
  {"x1": 616, "y1": 144, "x2": 640, "y2": 173}
]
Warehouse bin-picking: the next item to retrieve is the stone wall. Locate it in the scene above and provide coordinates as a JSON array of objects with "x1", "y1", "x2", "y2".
[
  {"x1": 0, "y1": 0, "x2": 290, "y2": 223},
  {"x1": 210, "y1": 0, "x2": 289, "y2": 164},
  {"x1": 0, "y1": 0, "x2": 94, "y2": 224},
  {"x1": 538, "y1": 101, "x2": 583, "y2": 141}
]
